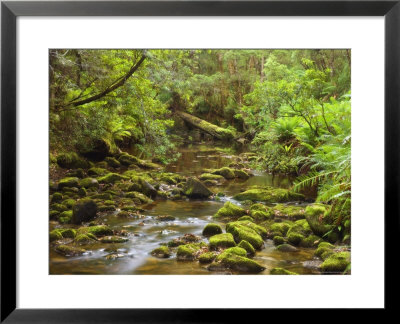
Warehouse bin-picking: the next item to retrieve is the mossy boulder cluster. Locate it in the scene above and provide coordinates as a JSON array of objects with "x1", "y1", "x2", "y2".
[{"x1": 233, "y1": 186, "x2": 305, "y2": 203}]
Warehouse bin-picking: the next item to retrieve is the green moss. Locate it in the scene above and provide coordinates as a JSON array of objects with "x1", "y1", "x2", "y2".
[
  {"x1": 59, "y1": 228, "x2": 77, "y2": 238},
  {"x1": 55, "y1": 244, "x2": 85, "y2": 256},
  {"x1": 160, "y1": 175, "x2": 177, "y2": 184},
  {"x1": 58, "y1": 210, "x2": 73, "y2": 224},
  {"x1": 118, "y1": 153, "x2": 140, "y2": 166},
  {"x1": 98, "y1": 173, "x2": 129, "y2": 184},
  {"x1": 51, "y1": 192, "x2": 63, "y2": 203},
  {"x1": 314, "y1": 242, "x2": 335, "y2": 259},
  {"x1": 287, "y1": 233, "x2": 305, "y2": 246},
  {"x1": 177, "y1": 243, "x2": 204, "y2": 261},
  {"x1": 272, "y1": 204, "x2": 306, "y2": 219},
  {"x1": 270, "y1": 268, "x2": 298, "y2": 275},
  {"x1": 305, "y1": 204, "x2": 334, "y2": 236},
  {"x1": 58, "y1": 177, "x2": 79, "y2": 190},
  {"x1": 213, "y1": 253, "x2": 265, "y2": 273},
  {"x1": 182, "y1": 177, "x2": 213, "y2": 198},
  {"x1": 100, "y1": 236, "x2": 129, "y2": 243},
  {"x1": 74, "y1": 233, "x2": 97, "y2": 244},
  {"x1": 233, "y1": 187, "x2": 304, "y2": 203},
  {"x1": 62, "y1": 199, "x2": 76, "y2": 209},
  {"x1": 238, "y1": 215, "x2": 254, "y2": 222},
  {"x1": 216, "y1": 247, "x2": 247, "y2": 261},
  {"x1": 80, "y1": 177, "x2": 99, "y2": 189},
  {"x1": 125, "y1": 191, "x2": 152, "y2": 204},
  {"x1": 237, "y1": 240, "x2": 256, "y2": 256},
  {"x1": 213, "y1": 201, "x2": 246, "y2": 219},
  {"x1": 198, "y1": 252, "x2": 216, "y2": 264},
  {"x1": 300, "y1": 234, "x2": 321, "y2": 248},
  {"x1": 320, "y1": 252, "x2": 351, "y2": 273},
  {"x1": 286, "y1": 219, "x2": 312, "y2": 236},
  {"x1": 270, "y1": 222, "x2": 291, "y2": 236},
  {"x1": 198, "y1": 173, "x2": 224, "y2": 181},
  {"x1": 57, "y1": 152, "x2": 89, "y2": 169},
  {"x1": 50, "y1": 210, "x2": 60, "y2": 220},
  {"x1": 92, "y1": 193, "x2": 112, "y2": 200},
  {"x1": 233, "y1": 169, "x2": 249, "y2": 179},
  {"x1": 87, "y1": 167, "x2": 108, "y2": 177},
  {"x1": 49, "y1": 230, "x2": 63, "y2": 242},
  {"x1": 209, "y1": 233, "x2": 236, "y2": 250},
  {"x1": 98, "y1": 205, "x2": 117, "y2": 212},
  {"x1": 77, "y1": 225, "x2": 113, "y2": 237},
  {"x1": 273, "y1": 236, "x2": 286, "y2": 246},
  {"x1": 211, "y1": 167, "x2": 236, "y2": 180},
  {"x1": 202, "y1": 223, "x2": 223, "y2": 237},
  {"x1": 225, "y1": 222, "x2": 264, "y2": 250},
  {"x1": 105, "y1": 157, "x2": 121, "y2": 168},
  {"x1": 151, "y1": 246, "x2": 171, "y2": 258},
  {"x1": 104, "y1": 200, "x2": 116, "y2": 206}
]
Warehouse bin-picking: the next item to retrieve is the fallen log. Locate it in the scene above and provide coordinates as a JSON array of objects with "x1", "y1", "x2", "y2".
[{"x1": 177, "y1": 111, "x2": 235, "y2": 141}]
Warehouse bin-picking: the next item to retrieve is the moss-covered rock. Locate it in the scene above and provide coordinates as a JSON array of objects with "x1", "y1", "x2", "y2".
[
  {"x1": 320, "y1": 252, "x2": 350, "y2": 273},
  {"x1": 55, "y1": 244, "x2": 86, "y2": 256},
  {"x1": 198, "y1": 252, "x2": 217, "y2": 264},
  {"x1": 49, "y1": 230, "x2": 63, "y2": 242},
  {"x1": 77, "y1": 225, "x2": 113, "y2": 237},
  {"x1": 225, "y1": 222, "x2": 264, "y2": 250},
  {"x1": 57, "y1": 152, "x2": 90, "y2": 169},
  {"x1": 270, "y1": 268, "x2": 298, "y2": 275},
  {"x1": 71, "y1": 198, "x2": 97, "y2": 224},
  {"x1": 125, "y1": 191, "x2": 152, "y2": 204},
  {"x1": 300, "y1": 234, "x2": 321, "y2": 248},
  {"x1": 213, "y1": 201, "x2": 246, "y2": 219},
  {"x1": 99, "y1": 236, "x2": 129, "y2": 243},
  {"x1": 305, "y1": 204, "x2": 334, "y2": 237},
  {"x1": 273, "y1": 236, "x2": 286, "y2": 246},
  {"x1": 237, "y1": 240, "x2": 255, "y2": 256},
  {"x1": 62, "y1": 199, "x2": 76, "y2": 209},
  {"x1": 269, "y1": 222, "x2": 292, "y2": 237},
  {"x1": 50, "y1": 203, "x2": 69, "y2": 213},
  {"x1": 276, "y1": 243, "x2": 299, "y2": 252},
  {"x1": 233, "y1": 169, "x2": 249, "y2": 179},
  {"x1": 211, "y1": 167, "x2": 236, "y2": 180},
  {"x1": 58, "y1": 210, "x2": 73, "y2": 224},
  {"x1": 58, "y1": 177, "x2": 80, "y2": 190},
  {"x1": 209, "y1": 233, "x2": 236, "y2": 250},
  {"x1": 272, "y1": 204, "x2": 306, "y2": 220},
  {"x1": 176, "y1": 243, "x2": 205, "y2": 261},
  {"x1": 98, "y1": 173, "x2": 129, "y2": 184},
  {"x1": 286, "y1": 219, "x2": 312, "y2": 236},
  {"x1": 51, "y1": 192, "x2": 63, "y2": 203},
  {"x1": 287, "y1": 233, "x2": 305, "y2": 246},
  {"x1": 87, "y1": 167, "x2": 108, "y2": 177},
  {"x1": 118, "y1": 153, "x2": 140, "y2": 166},
  {"x1": 182, "y1": 177, "x2": 213, "y2": 198},
  {"x1": 97, "y1": 205, "x2": 117, "y2": 212},
  {"x1": 49, "y1": 210, "x2": 60, "y2": 220},
  {"x1": 105, "y1": 157, "x2": 121, "y2": 168},
  {"x1": 216, "y1": 247, "x2": 247, "y2": 260},
  {"x1": 210, "y1": 253, "x2": 265, "y2": 273},
  {"x1": 314, "y1": 242, "x2": 335, "y2": 259},
  {"x1": 202, "y1": 223, "x2": 223, "y2": 237},
  {"x1": 233, "y1": 187, "x2": 304, "y2": 203},
  {"x1": 66, "y1": 168, "x2": 85, "y2": 178},
  {"x1": 78, "y1": 187, "x2": 87, "y2": 197},
  {"x1": 80, "y1": 177, "x2": 99, "y2": 189},
  {"x1": 198, "y1": 173, "x2": 224, "y2": 181},
  {"x1": 74, "y1": 233, "x2": 97, "y2": 245},
  {"x1": 151, "y1": 246, "x2": 171, "y2": 258},
  {"x1": 238, "y1": 215, "x2": 254, "y2": 222}
]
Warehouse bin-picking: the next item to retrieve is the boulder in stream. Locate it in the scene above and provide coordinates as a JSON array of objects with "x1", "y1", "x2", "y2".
[
  {"x1": 71, "y1": 198, "x2": 98, "y2": 224},
  {"x1": 182, "y1": 177, "x2": 213, "y2": 199}
]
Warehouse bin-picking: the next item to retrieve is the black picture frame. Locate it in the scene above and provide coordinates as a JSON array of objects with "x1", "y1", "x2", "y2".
[{"x1": 1, "y1": 0, "x2": 398, "y2": 321}]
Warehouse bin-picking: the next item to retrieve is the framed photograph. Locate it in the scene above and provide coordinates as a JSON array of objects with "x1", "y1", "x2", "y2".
[{"x1": 1, "y1": 0, "x2": 398, "y2": 321}]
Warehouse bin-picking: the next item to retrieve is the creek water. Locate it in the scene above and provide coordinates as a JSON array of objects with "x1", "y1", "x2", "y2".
[{"x1": 49, "y1": 144, "x2": 320, "y2": 275}]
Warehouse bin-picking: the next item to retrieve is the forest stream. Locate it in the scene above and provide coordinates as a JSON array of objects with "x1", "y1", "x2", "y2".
[{"x1": 50, "y1": 144, "x2": 324, "y2": 275}]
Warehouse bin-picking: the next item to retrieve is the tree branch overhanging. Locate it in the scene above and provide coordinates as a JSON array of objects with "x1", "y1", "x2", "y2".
[{"x1": 58, "y1": 54, "x2": 147, "y2": 110}]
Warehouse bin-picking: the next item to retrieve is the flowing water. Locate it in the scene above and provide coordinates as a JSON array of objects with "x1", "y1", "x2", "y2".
[{"x1": 49, "y1": 144, "x2": 320, "y2": 275}]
